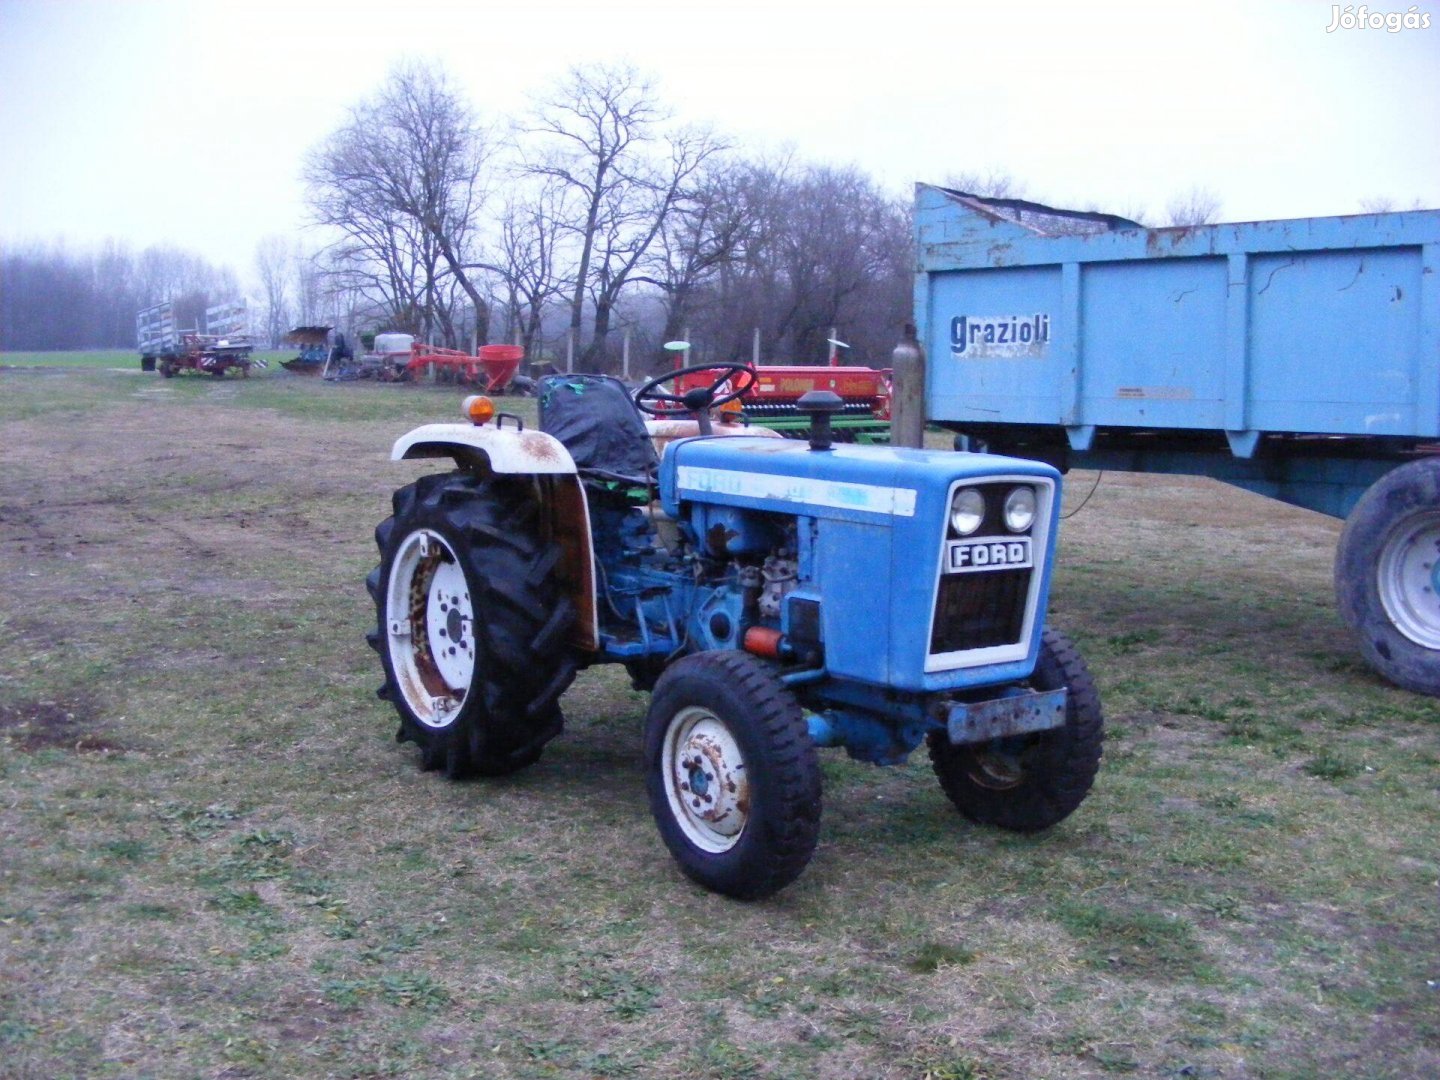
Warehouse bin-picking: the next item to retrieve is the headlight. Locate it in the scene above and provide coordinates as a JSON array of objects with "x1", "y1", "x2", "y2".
[
  {"x1": 1004, "y1": 486, "x2": 1036, "y2": 532},
  {"x1": 950, "y1": 487, "x2": 985, "y2": 536}
]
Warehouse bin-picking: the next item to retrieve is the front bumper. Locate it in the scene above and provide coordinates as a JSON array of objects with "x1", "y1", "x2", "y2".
[{"x1": 943, "y1": 688, "x2": 1067, "y2": 745}]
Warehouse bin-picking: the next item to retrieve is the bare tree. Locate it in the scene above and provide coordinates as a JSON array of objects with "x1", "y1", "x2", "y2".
[
  {"x1": 254, "y1": 236, "x2": 291, "y2": 346},
  {"x1": 944, "y1": 169, "x2": 1029, "y2": 199},
  {"x1": 291, "y1": 248, "x2": 326, "y2": 326},
  {"x1": 1359, "y1": 196, "x2": 1426, "y2": 213},
  {"x1": 305, "y1": 62, "x2": 495, "y2": 343},
  {"x1": 1164, "y1": 186, "x2": 1223, "y2": 226},
  {"x1": 524, "y1": 63, "x2": 726, "y2": 370},
  {"x1": 681, "y1": 161, "x2": 910, "y2": 367},
  {"x1": 486, "y1": 178, "x2": 573, "y2": 356},
  {"x1": 635, "y1": 156, "x2": 757, "y2": 361}
]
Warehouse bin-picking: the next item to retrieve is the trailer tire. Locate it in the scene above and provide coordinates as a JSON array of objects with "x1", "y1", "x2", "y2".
[
  {"x1": 159, "y1": 361, "x2": 176, "y2": 378},
  {"x1": 928, "y1": 628, "x2": 1103, "y2": 833},
  {"x1": 644, "y1": 651, "x2": 821, "y2": 900},
  {"x1": 1335, "y1": 457, "x2": 1440, "y2": 695},
  {"x1": 369, "y1": 471, "x2": 577, "y2": 778}
]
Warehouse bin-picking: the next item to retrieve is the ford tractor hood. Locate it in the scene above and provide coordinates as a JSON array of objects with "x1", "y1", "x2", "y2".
[{"x1": 660, "y1": 437, "x2": 1063, "y2": 692}]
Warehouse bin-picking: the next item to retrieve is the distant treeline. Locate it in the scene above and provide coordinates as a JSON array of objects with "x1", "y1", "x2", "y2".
[{"x1": 1, "y1": 242, "x2": 237, "y2": 352}]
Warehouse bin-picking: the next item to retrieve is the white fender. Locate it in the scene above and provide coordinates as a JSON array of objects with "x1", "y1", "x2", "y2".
[
  {"x1": 390, "y1": 423, "x2": 577, "y2": 474},
  {"x1": 391, "y1": 423, "x2": 598, "y2": 650}
]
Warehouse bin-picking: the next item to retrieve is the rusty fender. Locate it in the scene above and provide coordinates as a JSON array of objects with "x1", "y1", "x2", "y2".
[
  {"x1": 391, "y1": 424, "x2": 599, "y2": 652},
  {"x1": 391, "y1": 423, "x2": 576, "y2": 474}
]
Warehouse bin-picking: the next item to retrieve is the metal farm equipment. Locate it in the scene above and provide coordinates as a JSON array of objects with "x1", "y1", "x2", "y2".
[
  {"x1": 365, "y1": 365, "x2": 1103, "y2": 898},
  {"x1": 670, "y1": 341, "x2": 891, "y2": 441},
  {"x1": 737, "y1": 363, "x2": 891, "y2": 440},
  {"x1": 916, "y1": 184, "x2": 1440, "y2": 694},
  {"x1": 139, "y1": 299, "x2": 263, "y2": 378},
  {"x1": 407, "y1": 343, "x2": 525, "y2": 392},
  {"x1": 326, "y1": 334, "x2": 527, "y2": 392},
  {"x1": 152, "y1": 333, "x2": 261, "y2": 378},
  {"x1": 282, "y1": 326, "x2": 338, "y2": 375}
]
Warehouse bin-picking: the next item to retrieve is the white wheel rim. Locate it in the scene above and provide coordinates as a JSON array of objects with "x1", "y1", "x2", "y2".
[
  {"x1": 385, "y1": 528, "x2": 475, "y2": 728},
  {"x1": 661, "y1": 706, "x2": 748, "y2": 853},
  {"x1": 1376, "y1": 511, "x2": 1440, "y2": 650}
]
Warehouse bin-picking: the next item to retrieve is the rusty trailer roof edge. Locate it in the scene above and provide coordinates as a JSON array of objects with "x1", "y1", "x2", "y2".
[{"x1": 916, "y1": 206, "x2": 1440, "y2": 271}]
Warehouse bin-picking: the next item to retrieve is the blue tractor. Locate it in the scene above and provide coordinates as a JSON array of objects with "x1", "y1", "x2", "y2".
[{"x1": 367, "y1": 364, "x2": 1103, "y2": 899}]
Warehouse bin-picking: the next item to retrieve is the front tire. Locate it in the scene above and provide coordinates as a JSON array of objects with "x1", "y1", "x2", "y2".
[
  {"x1": 1335, "y1": 458, "x2": 1440, "y2": 695},
  {"x1": 644, "y1": 651, "x2": 821, "y2": 900},
  {"x1": 367, "y1": 472, "x2": 577, "y2": 778},
  {"x1": 929, "y1": 628, "x2": 1103, "y2": 832}
]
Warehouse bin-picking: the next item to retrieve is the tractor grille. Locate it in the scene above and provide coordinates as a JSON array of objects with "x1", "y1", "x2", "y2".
[{"x1": 929, "y1": 567, "x2": 1031, "y2": 653}]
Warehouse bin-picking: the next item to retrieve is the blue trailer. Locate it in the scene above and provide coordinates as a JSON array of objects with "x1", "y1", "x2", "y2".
[{"x1": 914, "y1": 184, "x2": 1440, "y2": 694}]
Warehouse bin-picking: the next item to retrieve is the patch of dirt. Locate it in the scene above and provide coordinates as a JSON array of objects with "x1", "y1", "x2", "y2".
[{"x1": 0, "y1": 697, "x2": 124, "y2": 753}]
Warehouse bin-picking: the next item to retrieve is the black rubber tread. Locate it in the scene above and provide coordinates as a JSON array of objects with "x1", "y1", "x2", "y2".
[
  {"x1": 928, "y1": 628, "x2": 1103, "y2": 833},
  {"x1": 1334, "y1": 457, "x2": 1440, "y2": 695},
  {"x1": 644, "y1": 650, "x2": 822, "y2": 900},
  {"x1": 370, "y1": 470, "x2": 578, "y2": 779},
  {"x1": 526, "y1": 655, "x2": 579, "y2": 719},
  {"x1": 530, "y1": 597, "x2": 576, "y2": 656}
]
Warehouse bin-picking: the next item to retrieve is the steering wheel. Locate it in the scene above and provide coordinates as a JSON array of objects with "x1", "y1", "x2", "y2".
[{"x1": 633, "y1": 363, "x2": 757, "y2": 423}]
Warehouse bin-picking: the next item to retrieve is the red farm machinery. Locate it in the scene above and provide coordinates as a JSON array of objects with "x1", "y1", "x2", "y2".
[
  {"x1": 138, "y1": 299, "x2": 265, "y2": 379},
  {"x1": 669, "y1": 340, "x2": 892, "y2": 441},
  {"x1": 323, "y1": 333, "x2": 527, "y2": 393}
]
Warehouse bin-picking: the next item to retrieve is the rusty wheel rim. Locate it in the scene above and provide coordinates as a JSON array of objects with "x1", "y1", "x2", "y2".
[
  {"x1": 385, "y1": 528, "x2": 473, "y2": 729},
  {"x1": 661, "y1": 706, "x2": 749, "y2": 853}
]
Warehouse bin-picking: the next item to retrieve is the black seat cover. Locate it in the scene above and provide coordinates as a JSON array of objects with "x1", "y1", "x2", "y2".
[{"x1": 537, "y1": 374, "x2": 659, "y2": 486}]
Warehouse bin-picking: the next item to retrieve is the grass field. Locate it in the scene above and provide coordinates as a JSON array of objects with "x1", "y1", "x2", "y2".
[
  {"x1": 0, "y1": 349, "x2": 294, "y2": 371},
  {"x1": 1, "y1": 359, "x2": 1437, "y2": 1079}
]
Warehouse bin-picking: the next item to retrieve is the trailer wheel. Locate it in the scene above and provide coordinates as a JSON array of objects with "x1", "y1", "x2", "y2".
[
  {"x1": 368, "y1": 471, "x2": 577, "y2": 778},
  {"x1": 159, "y1": 361, "x2": 176, "y2": 378},
  {"x1": 928, "y1": 628, "x2": 1103, "y2": 832},
  {"x1": 1335, "y1": 457, "x2": 1440, "y2": 695},
  {"x1": 644, "y1": 651, "x2": 821, "y2": 899}
]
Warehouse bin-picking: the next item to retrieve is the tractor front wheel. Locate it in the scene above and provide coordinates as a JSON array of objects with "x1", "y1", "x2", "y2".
[
  {"x1": 367, "y1": 472, "x2": 576, "y2": 778},
  {"x1": 928, "y1": 628, "x2": 1103, "y2": 832},
  {"x1": 644, "y1": 651, "x2": 821, "y2": 899}
]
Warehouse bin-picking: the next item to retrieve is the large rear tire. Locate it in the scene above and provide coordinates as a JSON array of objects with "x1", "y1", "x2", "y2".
[
  {"x1": 367, "y1": 472, "x2": 577, "y2": 778},
  {"x1": 1335, "y1": 457, "x2": 1440, "y2": 695},
  {"x1": 644, "y1": 651, "x2": 821, "y2": 900},
  {"x1": 929, "y1": 628, "x2": 1103, "y2": 832}
]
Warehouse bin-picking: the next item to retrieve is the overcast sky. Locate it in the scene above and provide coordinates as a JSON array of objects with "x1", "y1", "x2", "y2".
[{"x1": 2, "y1": 0, "x2": 1437, "y2": 287}]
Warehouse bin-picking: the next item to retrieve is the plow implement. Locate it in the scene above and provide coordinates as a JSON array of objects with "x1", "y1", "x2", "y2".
[{"x1": 405, "y1": 343, "x2": 525, "y2": 392}]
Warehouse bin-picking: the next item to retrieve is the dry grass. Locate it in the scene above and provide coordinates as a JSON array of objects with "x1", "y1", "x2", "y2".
[{"x1": 1, "y1": 364, "x2": 1437, "y2": 1079}]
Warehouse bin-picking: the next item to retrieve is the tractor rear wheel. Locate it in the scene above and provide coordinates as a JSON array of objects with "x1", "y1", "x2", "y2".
[
  {"x1": 367, "y1": 471, "x2": 577, "y2": 778},
  {"x1": 644, "y1": 651, "x2": 821, "y2": 899},
  {"x1": 928, "y1": 628, "x2": 1103, "y2": 832}
]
